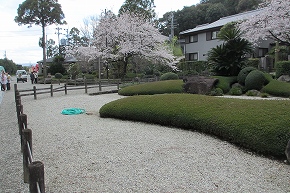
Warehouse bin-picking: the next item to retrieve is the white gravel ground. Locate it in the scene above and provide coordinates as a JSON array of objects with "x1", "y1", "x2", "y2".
[{"x1": 1, "y1": 82, "x2": 289, "y2": 192}]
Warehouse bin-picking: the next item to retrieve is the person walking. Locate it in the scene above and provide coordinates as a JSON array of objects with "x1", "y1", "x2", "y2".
[
  {"x1": 6, "y1": 72, "x2": 11, "y2": 90},
  {"x1": 1, "y1": 71, "x2": 7, "y2": 91},
  {"x1": 30, "y1": 72, "x2": 35, "y2": 84},
  {"x1": 33, "y1": 71, "x2": 38, "y2": 84}
]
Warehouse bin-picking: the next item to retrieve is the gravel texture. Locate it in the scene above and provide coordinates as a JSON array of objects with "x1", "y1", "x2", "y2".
[{"x1": 0, "y1": 81, "x2": 289, "y2": 192}]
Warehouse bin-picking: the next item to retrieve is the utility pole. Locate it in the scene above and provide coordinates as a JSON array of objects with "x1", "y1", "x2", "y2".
[{"x1": 170, "y1": 12, "x2": 174, "y2": 41}]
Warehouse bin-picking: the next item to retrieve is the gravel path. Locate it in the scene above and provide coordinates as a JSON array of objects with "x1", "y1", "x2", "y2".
[{"x1": 1, "y1": 81, "x2": 289, "y2": 192}]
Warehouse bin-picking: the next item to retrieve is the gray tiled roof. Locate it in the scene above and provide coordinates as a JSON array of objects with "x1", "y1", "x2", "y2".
[{"x1": 180, "y1": 9, "x2": 263, "y2": 35}]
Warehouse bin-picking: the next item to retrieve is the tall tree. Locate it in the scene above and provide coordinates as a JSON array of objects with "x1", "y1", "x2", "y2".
[
  {"x1": 119, "y1": 0, "x2": 156, "y2": 21},
  {"x1": 39, "y1": 38, "x2": 58, "y2": 58},
  {"x1": 205, "y1": 3, "x2": 228, "y2": 23},
  {"x1": 15, "y1": 0, "x2": 66, "y2": 78},
  {"x1": 0, "y1": 58, "x2": 17, "y2": 74},
  {"x1": 238, "y1": 0, "x2": 290, "y2": 46},
  {"x1": 72, "y1": 12, "x2": 174, "y2": 78}
]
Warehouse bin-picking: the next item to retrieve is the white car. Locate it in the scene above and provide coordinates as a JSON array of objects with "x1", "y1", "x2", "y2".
[{"x1": 16, "y1": 70, "x2": 28, "y2": 82}]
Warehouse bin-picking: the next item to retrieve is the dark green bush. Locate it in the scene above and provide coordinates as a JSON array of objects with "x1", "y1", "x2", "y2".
[
  {"x1": 229, "y1": 87, "x2": 243, "y2": 95},
  {"x1": 246, "y1": 90, "x2": 260, "y2": 96},
  {"x1": 245, "y1": 70, "x2": 267, "y2": 91},
  {"x1": 54, "y1": 73, "x2": 63, "y2": 79},
  {"x1": 209, "y1": 88, "x2": 223, "y2": 96},
  {"x1": 275, "y1": 61, "x2": 290, "y2": 78},
  {"x1": 213, "y1": 76, "x2": 237, "y2": 94},
  {"x1": 160, "y1": 72, "x2": 179, "y2": 81},
  {"x1": 245, "y1": 58, "x2": 260, "y2": 68},
  {"x1": 260, "y1": 93, "x2": 269, "y2": 98},
  {"x1": 237, "y1": 66, "x2": 256, "y2": 85},
  {"x1": 100, "y1": 94, "x2": 290, "y2": 158},
  {"x1": 262, "y1": 80, "x2": 290, "y2": 97},
  {"x1": 118, "y1": 80, "x2": 184, "y2": 96}
]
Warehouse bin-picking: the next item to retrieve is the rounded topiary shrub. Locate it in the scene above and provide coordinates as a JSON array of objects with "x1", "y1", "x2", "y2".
[
  {"x1": 209, "y1": 87, "x2": 223, "y2": 96},
  {"x1": 229, "y1": 87, "x2": 243, "y2": 96},
  {"x1": 160, "y1": 72, "x2": 179, "y2": 81},
  {"x1": 54, "y1": 73, "x2": 63, "y2": 79},
  {"x1": 237, "y1": 67, "x2": 256, "y2": 85},
  {"x1": 246, "y1": 89, "x2": 260, "y2": 96},
  {"x1": 245, "y1": 70, "x2": 267, "y2": 91}
]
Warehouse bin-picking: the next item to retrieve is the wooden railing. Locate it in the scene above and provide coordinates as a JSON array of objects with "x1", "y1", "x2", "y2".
[{"x1": 15, "y1": 90, "x2": 45, "y2": 193}]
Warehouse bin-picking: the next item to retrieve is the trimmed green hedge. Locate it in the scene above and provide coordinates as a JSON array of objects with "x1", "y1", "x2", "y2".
[
  {"x1": 160, "y1": 72, "x2": 179, "y2": 81},
  {"x1": 213, "y1": 76, "x2": 237, "y2": 94},
  {"x1": 118, "y1": 80, "x2": 184, "y2": 96},
  {"x1": 100, "y1": 94, "x2": 290, "y2": 158},
  {"x1": 276, "y1": 61, "x2": 290, "y2": 78},
  {"x1": 262, "y1": 80, "x2": 290, "y2": 97}
]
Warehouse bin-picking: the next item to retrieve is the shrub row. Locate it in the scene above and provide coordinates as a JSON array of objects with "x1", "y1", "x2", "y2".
[
  {"x1": 118, "y1": 80, "x2": 184, "y2": 96},
  {"x1": 100, "y1": 94, "x2": 290, "y2": 158}
]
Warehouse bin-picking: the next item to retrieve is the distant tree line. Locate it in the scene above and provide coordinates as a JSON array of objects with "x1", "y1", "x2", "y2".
[{"x1": 158, "y1": 0, "x2": 263, "y2": 37}]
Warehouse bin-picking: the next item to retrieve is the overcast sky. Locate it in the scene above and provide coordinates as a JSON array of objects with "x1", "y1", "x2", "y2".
[{"x1": 0, "y1": 0, "x2": 200, "y2": 65}]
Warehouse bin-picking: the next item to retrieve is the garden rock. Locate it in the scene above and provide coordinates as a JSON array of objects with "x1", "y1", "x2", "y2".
[
  {"x1": 277, "y1": 75, "x2": 290, "y2": 82},
  {"x1": 183, "y1": 76, "x2": 219, "y2": 95},
  {"x1": 286, "y1": 139, "x2": 290, "y2": 163}
]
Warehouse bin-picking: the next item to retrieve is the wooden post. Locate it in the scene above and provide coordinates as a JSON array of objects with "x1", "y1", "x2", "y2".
[
  {"x1": 23, "y1": 129, "x2": 32, "y2": 183},
  {"x1": 65, "y1": 84, "x2": 67, "y2": 95},
  {"x1": 50, "y1": 84, "x2": 53, "y2": 97},
  {"x1": 85, "y1": 79, "x2": 87, "y2": 94},
  {"x1": 16, "y1": 95, "x2": 21, "y2": 112},
  {"x1": 33, "y1": 86, "x2": 37, "y2": 100},
  {"x1": 99, "y1": 80, "x2": 102, "y2": 91},
  {"x1": 28, "y1": 161, "x2": 45, "y2": 193},
  {"x1": 17, "y1": 104, "x2": 23, "y2": 124},
  {"x1": 19, "y1": 114, "x2": 27, "y2": 152}
]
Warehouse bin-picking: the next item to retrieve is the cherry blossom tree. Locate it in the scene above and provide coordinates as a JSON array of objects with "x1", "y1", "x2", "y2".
[
  {"x1": 238, "y1": 0, "x2": 290, "y2": 46},
  {"x1": 71, "y1": 12, "x2": 174, "y2": 77}
]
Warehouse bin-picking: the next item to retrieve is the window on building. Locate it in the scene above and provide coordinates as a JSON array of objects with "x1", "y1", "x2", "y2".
[
  {"x1": 189, "y1": 53, "x2": 198, "y2": 61},
  {"x1": 206, "y1": 31, "x2": 219, "y2": 41},
  {"x1": 189, "y1": 35, "x2": 198, "y2": 43},
  {"x1": 211, "y1": 31, "x2": 219, "y2": 39},
  {"x1": 258, "y1": 48, "x2": 268, "y2": 57}
]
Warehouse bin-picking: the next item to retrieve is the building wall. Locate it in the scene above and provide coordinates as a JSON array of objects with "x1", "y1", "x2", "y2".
[
  {"x1": 185, "y1": 33, "x2": 222, "y2": 61},
  {"x1": 184, "y1": 33, "x2": 274, "y2": 61}
]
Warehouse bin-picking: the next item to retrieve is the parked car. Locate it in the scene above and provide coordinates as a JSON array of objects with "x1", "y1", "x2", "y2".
[{"x1": 16, "y1": 70, "x2": 28, "y2": 82}]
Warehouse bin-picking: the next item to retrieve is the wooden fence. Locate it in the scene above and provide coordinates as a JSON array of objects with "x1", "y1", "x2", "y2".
[
  {"x1": 15, "y1": 90, "x2": 45, "y2": 193},
  {"x1": 15, "y1": 79, "x2": 120, "y2": 99}
]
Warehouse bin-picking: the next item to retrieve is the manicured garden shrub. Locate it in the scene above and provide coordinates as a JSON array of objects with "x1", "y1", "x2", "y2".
[
  {"x1": 275, "y1": 61, "x2": 290, "y2": 78},
  {"x1": 118, "y1": 80, "x2": 184, "y2": 96},
  {"x1": 262, "y1": 79, "x2": 290, "y2": 97},
  {"x1": 54, "y1": 73, "x2": 63, "y2": 79},
  {"x1": 264, "y1": 73, "x2": 274, "y2": 83},
  {"x1": 260, "y1": 93, "x2": 269, "y2": 98},
  {"x1": 213, "y1": 76, "x2": 237, "y2": 94},
  {"x1": 100, "y1": 94, "x2": 290, "y2": 158},
  {"x1": 245, "y1": 70, "x2": 267, "y2": 91},
  {"x1": 237, "y1": 66, "x2": 256, "y2": 85},
  {"x1": 245, "y1": 58, "x2": 260, "y2": 68},
  {"x1": 229, "y1": 87, "x2": 243, "y2": 95},
  {"x1": 160, "y1": 72, "x2": 179, "y2": 81},
  {"x1": 246, "y1": 89, "x2": 260, "y2": 96},
  {"x1": 209, "y1": 87, "x2": 223, "y2": 96}
]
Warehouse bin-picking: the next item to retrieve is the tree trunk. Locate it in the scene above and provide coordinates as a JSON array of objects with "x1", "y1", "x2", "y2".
[{"x1": 42, "y1": 25, "x2": 47, "y2": 78}]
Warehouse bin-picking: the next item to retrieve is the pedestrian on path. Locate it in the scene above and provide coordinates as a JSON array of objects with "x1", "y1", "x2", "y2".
[
  {"x1": 6, "y1": 73, "x2": 11, "y2": 90},
  {"x1": 33, "y1": 71, "x2": 38, "y2": 84},
  {"x1": 1, "y1": 71, "x2": 7, "y2": 91},
  {"x1": 30, "y1": 72, "x2": 35, "y2": 84}
]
